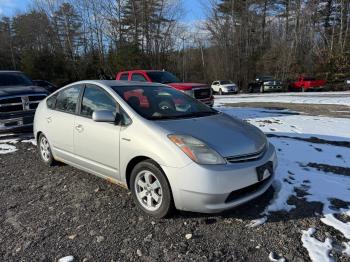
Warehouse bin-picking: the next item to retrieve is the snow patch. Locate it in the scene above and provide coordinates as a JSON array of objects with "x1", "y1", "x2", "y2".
[
  {"x1": 321, "y1": 211, "x2": 350, "y2": 239},
  {"x1": 58, "y1": 256, "x2": 74, "y2": 262},
  {"x1": 0, "y1": 143, "x2": 17, "y2": 154},
  {"x1": 343, "y1": 242, "x2": 350, "y2": 256},
  {"x1": 21, "y1": 138, "x2": 37, "y2": 146},
  {"x1": 301, "y1": 228, "x2": 334, "y2": 262},
  {"x1": 268, "y1": 252, "x2": 286, "y2": 262},
  {"x1": 246, "y1": 216, "x2": 267, "y2": 227}
]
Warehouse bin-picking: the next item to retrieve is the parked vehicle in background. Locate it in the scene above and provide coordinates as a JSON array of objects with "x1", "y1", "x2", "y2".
[
  {"x1": 346, "y1": 79, "x2": 350, "y2": 85},
  {"x1": 33, "y1": 80, "x2": 59, "y2": 93},
  {"x1": 211, "y1": 80, "x2": 239, "y2": 95},
  {"x1": 116, "y1": 70, "x2": 214, "y2": 107},
  {"x1": 34, "y1": 80, "x2": 277, "y2": 218},
  {"x1": 248, "y1": 76, "x2": 283, "y2": 93},
  {"x1": 0, "y1": 71, "x2": 48, "y2": 133},
  {"x1": 289, "y1": 76, "x2": 326, "y2": 92}
]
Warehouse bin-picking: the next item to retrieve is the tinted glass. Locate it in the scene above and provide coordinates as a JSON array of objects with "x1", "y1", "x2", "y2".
[
  {"x1": 131, "y1": 73, "x2": 147, "y2": 82},
  {"x1": 147, "y1": 71, "x2": 181, "y2": 84},
  {"x1": 0, "y1": 73, "x2": 33, "y2": 86},
  {"x1": 119, "y1": 73, "x2": 128, "y2": 80},
  {"x1": 112, "y1": 85, "x2": 217, "y2": 120},
  {"x1": 46, "y1": 94, "x2": 57, "y2": 109},
  {"x1": 81, "y1": 85, "x2": 116, "y2": 118},
  {"x1": 55, "y1": 85, "x2": 81, "y2": 113}
]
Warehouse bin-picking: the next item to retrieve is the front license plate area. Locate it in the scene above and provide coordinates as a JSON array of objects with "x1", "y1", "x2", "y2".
[{"x1": 256, "y1": 161, "x2": 273, "y2": 182}]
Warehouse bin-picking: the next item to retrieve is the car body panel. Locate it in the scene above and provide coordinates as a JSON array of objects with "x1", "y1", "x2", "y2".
[
  {"x1": 290, "y1": 77, "x2": 326, "y2": 90},
  {"x1": 1, "y1": 71, "x2": 48, "y2": 133},
  {"x1": 34, "y1": 80, "x2": 277, "y2": 214}
]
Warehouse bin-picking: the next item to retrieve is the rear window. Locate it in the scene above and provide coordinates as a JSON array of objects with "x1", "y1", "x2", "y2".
[
  {"x1": 119, "y1": 73, "x2": 129, "y2": 81},
  {"x1": 0, "y1": 72, "x2": 33, "y2": 86}
]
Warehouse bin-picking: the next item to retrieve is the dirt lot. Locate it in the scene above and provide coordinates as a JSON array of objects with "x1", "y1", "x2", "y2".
[{"x1": 1, "y1": 102, "x2": 350, "y2": 261}]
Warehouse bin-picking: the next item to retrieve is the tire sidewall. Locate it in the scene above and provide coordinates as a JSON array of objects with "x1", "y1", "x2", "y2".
[{"x1": 130, "y1": 160, "x2": 173, "y2": 218}]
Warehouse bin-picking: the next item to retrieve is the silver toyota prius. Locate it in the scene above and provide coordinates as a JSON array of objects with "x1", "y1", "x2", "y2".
[{"x1": 34, "y1": 80, "x2": 277, "y2": 218}]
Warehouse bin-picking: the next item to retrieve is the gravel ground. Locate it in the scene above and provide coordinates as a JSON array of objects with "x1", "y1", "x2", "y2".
[
  {"x1": 0, "y1": 143, "x2": 349, "y2": 262},
  {"x1": 1, "y1": 102, "x2": 350, "y2": 261}
]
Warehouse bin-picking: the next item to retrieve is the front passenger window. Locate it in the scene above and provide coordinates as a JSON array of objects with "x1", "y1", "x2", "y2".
[
  {"x1": 81, "y1": 85, "x2": 117, "y2": 118},
  {"x1": 55, "y1": 86, "x2": 81, "y2": 113}
]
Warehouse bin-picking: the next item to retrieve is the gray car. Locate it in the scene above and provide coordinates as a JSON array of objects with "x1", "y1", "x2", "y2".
[{"x1": 34, "y1": 80, "x2": 277, "y2": 218}]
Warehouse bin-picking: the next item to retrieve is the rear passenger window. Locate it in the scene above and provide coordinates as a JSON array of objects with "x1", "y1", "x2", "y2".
[
  {"x1": 55, "y1": 86, "x2": 81, "y2": 113},
  {"x1": 46, "y1": 94, "x2": 57, "y2": 109},
  {"x1": 80, "y1": 85, "x2": 116, "y2": 118},
  {"x1": 131, "y1": 73, "x2": 147, "y2": 82},
  {"x1": 119, "y1": 73, "x2": 128, "y2": 80}
]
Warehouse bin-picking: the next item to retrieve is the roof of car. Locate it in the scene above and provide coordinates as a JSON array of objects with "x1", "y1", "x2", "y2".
[
  {"x1": 119, "y1": 70, "x2": 165, "y2": 73},
  {"x1": 73, "y1": 80, "x2": 166, "y2": 87}
]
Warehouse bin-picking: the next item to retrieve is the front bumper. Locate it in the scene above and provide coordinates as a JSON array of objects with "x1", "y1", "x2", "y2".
[
  {"x1": 162, "y1": 143, "x2": 277, "y2": 213},
  {"x1": 263, "y1": 85, "x2": 283, "y2": 92},
  {"x1": 0, "y1": 111, "x2": 35, "y2": 133}
]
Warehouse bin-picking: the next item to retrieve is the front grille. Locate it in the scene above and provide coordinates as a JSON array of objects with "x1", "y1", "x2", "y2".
[
  {"x1": 194, "y1": 88, "x2": 211, "y2": 99},
  {"x1": 225, "y1": 174, "x2": 273, "y2": 203},
  {"x1": 225, "y1": 145, "x2": 267, "y2": 163},
  {"x1": 0, "y1": 94, "x2": 47, "y2": 113}
]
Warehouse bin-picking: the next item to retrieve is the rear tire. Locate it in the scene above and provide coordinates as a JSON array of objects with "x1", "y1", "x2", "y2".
[
  {"x1": 130, "y1": 160, "x2": 174, "y2": 218},
  {"x1": 38, "y1": 133, "x2": 55, "y2": 166}
]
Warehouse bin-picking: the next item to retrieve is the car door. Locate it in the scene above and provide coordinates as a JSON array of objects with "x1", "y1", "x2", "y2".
[
  {"x1": 46, "y1": 85, "x2": 82, "y2": 161},
  {"x1": 73, "y1": 84, "x2": 121, "y2": 179}
]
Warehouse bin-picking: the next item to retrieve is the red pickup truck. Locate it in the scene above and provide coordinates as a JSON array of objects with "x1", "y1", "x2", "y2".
[
  {"x1": 116, "y1": 70, "x2": 214, "y2": 106},
  {"x1": 290, "y1": 76, "x2": 326, "y2": 92}
]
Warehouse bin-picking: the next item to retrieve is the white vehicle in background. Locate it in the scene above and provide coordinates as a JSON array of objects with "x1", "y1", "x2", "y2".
[
  {"x1": 346, "y1": 79, "x2": 350, "y2": 85},
  {"x1": 211, "y1": 80, "x2": 239, "y2": 95}
]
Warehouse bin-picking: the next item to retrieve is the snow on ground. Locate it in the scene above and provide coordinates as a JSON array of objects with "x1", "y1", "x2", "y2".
[
  {"x1": 0, "y1": 139, "x2": 18, "y2": 154},
  {"x1": 301, "y1": 228, "x2": 334, "y2": 262},
  {"x1": 218, "y1": 105, "x2": 350, "y2": 261},
  {"x1": 215, "y1": 91, "x2": 350, "y2": 106}
]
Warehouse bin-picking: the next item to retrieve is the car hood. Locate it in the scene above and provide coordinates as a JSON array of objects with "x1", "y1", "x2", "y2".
[
  {"x1": 0, "y1": 85, "x2": 48, "y2": 98},
  {"x1": 155, "y1": 113, "x2": 267, "y2": 157},
  {"x1": 222, "y1": 84, "x2": 237, "y2": 87},
  {"x1": 168, "y1": 83, "x2": 208, "y2": 91}
]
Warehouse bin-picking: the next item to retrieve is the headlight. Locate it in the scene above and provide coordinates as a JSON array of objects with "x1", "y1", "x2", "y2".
[
  {"x1": 182, "y1": 90, "x2": 194, "y2": 97},
  {"x1": 168, "y1": 135, "x2": 226, "y2": 165}
]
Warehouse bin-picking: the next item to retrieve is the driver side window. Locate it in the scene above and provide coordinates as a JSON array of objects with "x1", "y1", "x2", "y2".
[{"x1": 80, "y1": 85, "x2": 117, "y2": 118}]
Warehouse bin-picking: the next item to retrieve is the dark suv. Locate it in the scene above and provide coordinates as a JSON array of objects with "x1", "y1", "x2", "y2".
[
  {"x1": 0, "y1": 71, "x2": 48, "y2": 133},
  {"x1": 248, "y1": 76, "x2": 283, "y2": 93}
]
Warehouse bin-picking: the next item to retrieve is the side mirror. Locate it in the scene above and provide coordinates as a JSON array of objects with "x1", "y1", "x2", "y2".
[{"x1": 92, "y1": 110, "x2": 120, "y2": 124}]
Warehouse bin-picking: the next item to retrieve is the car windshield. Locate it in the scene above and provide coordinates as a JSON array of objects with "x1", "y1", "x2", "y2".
[
  {"x1": 112, "y1": 85, "x2": 218, "y2": 120},
  {"x1": 221, "y1": 80, "x2": 233, "y2": 85},
  {"x1": 147, "y1": 71, "x2": 181, "y2": 84},
  {"x1": 260, "y1": 76, "x2": 274, "y2": 81},
  {"x1": 0, "y1": 73, "x2": 33, "y2": 86}
]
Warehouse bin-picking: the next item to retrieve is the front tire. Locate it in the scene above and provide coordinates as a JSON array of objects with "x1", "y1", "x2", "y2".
[
  {"x1": 38, "y1": 134, "x2": 55, "y2": 166},
  {"x1": 130, "y1": 160, "x2": 174, "y2": 218},
  {"x1": 219, "y1": 88, "x2": 223, "y2": 95}
]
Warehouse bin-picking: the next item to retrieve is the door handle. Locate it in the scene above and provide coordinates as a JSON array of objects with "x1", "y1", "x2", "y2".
[
  {"x1": 46, "y1": 117, "x2": 52, "y2": 123},
  {"x1": 75, "y1": 124, "x2": 84, "y2": 133}
]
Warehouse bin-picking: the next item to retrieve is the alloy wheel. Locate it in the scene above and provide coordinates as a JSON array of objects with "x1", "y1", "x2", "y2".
[
  {"x1": 134, "y1": 170, "x2": 163, "y2": 211},
  {"x1": 40, "y1": 136, "x2": 51, "y2": 162}
]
